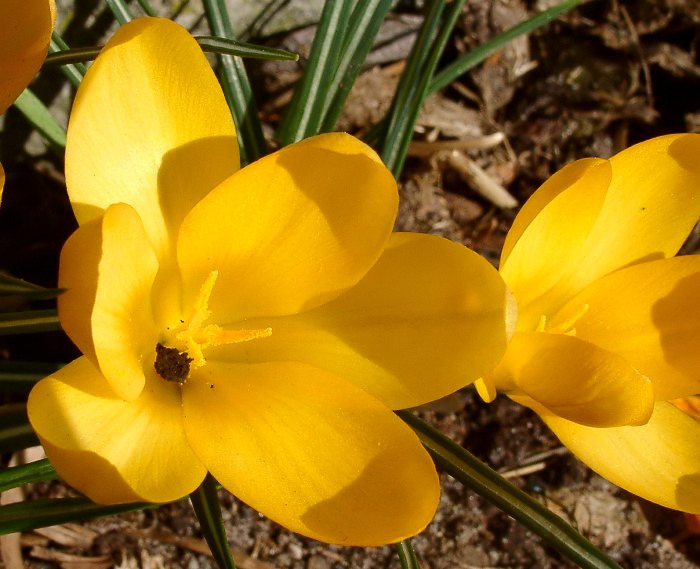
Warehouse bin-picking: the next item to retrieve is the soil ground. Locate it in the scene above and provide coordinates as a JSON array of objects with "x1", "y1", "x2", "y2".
[{"x1": 1, "y1": 0, "x2": 699, "y2": 567}]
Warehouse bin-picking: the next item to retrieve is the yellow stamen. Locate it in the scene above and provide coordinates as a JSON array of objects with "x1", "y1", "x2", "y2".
[
  {"x1": 548, "y1": 303, "x2": 590, "y2": 336},
  {"x1": 164, "y1": 270, "x2": 272, "y2": 369}
]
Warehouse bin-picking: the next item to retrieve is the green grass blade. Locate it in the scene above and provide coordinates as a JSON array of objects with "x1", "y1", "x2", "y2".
[
  {"x1": 203, "y1": 0, "x2": 268, "y2": 164},
  {"x1": 12, "y1": 89, "x2": 66, "y2": 152},
  {"x1": 380, "y1": 0, "x2": 445, "y2": 175},
  {"x1": 396, "y1": 539, "x2": 420, "y2": 569},
  {"x1": 277, "y1": 0, "x2": 355, "y2": 145},
  {"x1": 44, "y1": 46, "x2": 101, "y2": 69},
  {"x1": 0, "y1": 498, "x2": 159, "y2": 535},
  {"x1": 0, "y1": 309, "x2": 60, "y2": 335},
  {"x1": 319, "y1": 0, "x2": 393, "y2": 132},
  {"x1": 196, "y1": 36, "x2": 298, "y2": 61},
  {"x1": 0, "y1": 361, "x2": 63, "y2": 393},
  {"x1": 105, "y1": 0, "x2": 134, "y2": 25},
  {"x1": 136, "y1": 0, "x2": 156, "y2": 16},
  {"x1": 398, "y1": 411, "x2": 622, "y2": 569},
  {"x1": 430, "y1": 0, "x2": 581, "y2": 93},
  {"x1": 0, "y1": 404, "x2": 38, "y2": 454},
  {"x1": 190, "y1": 474, "x2": 236, "y2": 569},
  {"x1": 0, "y1": 274, "x2": 62, "y2": 299},
  {"x1": 0, "y1": 459, "x2": 57, "y2": 493},
  {"x1": 50, "y1": 32, "x2": 86, "y2": 87}
]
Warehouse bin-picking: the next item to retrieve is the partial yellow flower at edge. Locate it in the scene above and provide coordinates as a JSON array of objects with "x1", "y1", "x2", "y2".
[
  {"x1": 480, "y1": 133, "x2": 700, "y2": 514},
  {"x1": 0, "y1": 0, "x2": 55, "y2": 114},
  {"x1": 28, "y1": 17, "x2": 514, "y2": 546}
]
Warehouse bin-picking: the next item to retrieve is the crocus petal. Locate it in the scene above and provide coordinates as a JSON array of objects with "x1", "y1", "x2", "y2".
[
  {"x1": 489, "y1": 332, "x2": 654, "y2": 427},
  {"x1": 538, "y1": 401, "x2": 700, "y2": 514},
  {"x1": 500, "y1": 159, "x2": 611, "y2": 329},
  {"x1": 28, "y1": 357, "x2": 207, "y2": 504},
  {"x1": 0, "y1": 0, "x2": 54, "y2": 113},
  {"x1": 502, "y1": 134, "x2": 700, "y2": 327},
  {"x1": 65, "y1": 17, "x2": 238, "y2": 259},
  {"x1": 550, "y1": 255, "x2": 700, "y2": 401},
  {"x1": 177, "y1": 133, "x2": 398, "y2": 321},
  {"x1": 208, "y1": 232, "x2": 514, "y2": 409},
  {"x1": 182, "y1": 361, "x2": 439, "y2": 545},
  {"x1": 58, "y1": 204, "x2": 159, "y2": 401}
]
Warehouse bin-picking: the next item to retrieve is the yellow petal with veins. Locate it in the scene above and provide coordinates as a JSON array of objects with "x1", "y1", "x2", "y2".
[
  {"x1": 209, "y1": 232, "x2": 515, "y2": 409},
  {"x1": 58, "y1": 204, "x2": 159, "y2": 401},
  {"x1": 65, "y1": 17, "x2": 238, "y2": 259},
  {"x1": 177, "y1": 133, "x2": 397, "y2": 321},
  {"x1": 550, "y1": 255, "x2": 700, "y2": 401},
  {"x1": 539, "y1": 401, "x2": 700, "y2": 514},
  {"x1": 28, "y1": 357, "x2": 207, "y2": 504},
  {"x1": 489, "y1": 332, "x2": 654, "y2": 427},
  {"x1": 182, "y1": 361, "x2": 439, "y2": 546},
  {"x1": 0, "y1": 0, "x2": 54, "y2": 113}
]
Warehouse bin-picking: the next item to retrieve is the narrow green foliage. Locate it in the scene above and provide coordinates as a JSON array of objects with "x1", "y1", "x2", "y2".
[
  {"x1": 105, "y1": 0, "x2": 134, "y2": 25},
  {"x1": 399, "y1": 411, "x2": 623, "y2": 569},
  {"x1": 277, "y1": 0, "x2": 355, "y2": 145},
  {"x1": 0, "y1": 274, "x2": 62, "y2": 299},
  {"x1": 0, "y1": 498, "x2": 158, "y2": 535},
  {"x1": 0, "y1": 361, "x2": 64, "y2": 393},
  {"x1": 50, "y1": 32, "x2": 86, "y2": 87},
  {"x1": 203, "y1": 0, "x2": 268, "y2": 164},
  {"x1": 136, "y1": 0, "x2": 157, "y2": 16},
  {"x1": 319, "y1": 0, "x2": 394, "y2": 132},
  {"x1": 12, "y1": 90, "x2": 66, "y2": 152},
  {"x1": 190, "y1": 474, "x2": 237, "y2": 569},
  {"x1": 0, "y1": 309, "x2": 60, "y2": 335},
  {"x1": 197, "y1": 37, "x2": 298, "y2": 62},
  {"x1": 0, "y1": 404, "x2": 38, "y2": 454},
  {"x1": 380, "y1": 0, "x2": 448, "y2": 176},
  {"x1": 430, "y1": 0, "x2": 581, "y2": 93},
  {"x1": 0, "y1": 459, "x2": 57, "y2": 493},
  {"x1": 396, "y1": 539, "x2": 421, "y2": 569}
]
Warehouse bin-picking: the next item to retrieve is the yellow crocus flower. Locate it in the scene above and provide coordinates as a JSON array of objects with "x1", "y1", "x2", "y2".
[
  {"x1": 27, "y1": 18, "x2": 513, "y2": 545},
  {"x1": 478, "y1": 134, "x2": 700, "y2": 513},
  {"x1": 0, "y1": 0, "x2": 55, "y2": 201}
]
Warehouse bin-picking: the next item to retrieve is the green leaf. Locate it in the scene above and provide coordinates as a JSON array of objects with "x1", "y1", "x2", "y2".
[
  {"x1": 202, "y1": 0, "x2": 269, "y2": 165},
  {"x1": 319, "y1": 0, "x2": 394, "y2": 132},
  {"x1": 430, "y1": 0, "x2": 581, "y2": 94},
  {"x1": 12, "y1": 89, "x2": 66, "y2": 152},
  {"x1": 0, "y1": 404, "x2": 38, "y2": 455},
  {"x1": 396, "y1": 539, "x2": 421, "y2": 569},
  {"x1": 196, "y1": 36, "x2": 298, "y2": 62},
  {"x1": 0, "y1": 309, "x2": 60, "y2": 335},
  {"x1": 0, "y1": 274, "x2": 62, "y2": 299},
  {"x1": 190, "y1": 474, "x2": 236, "y2": 569},
  {"x1": 381, "y1": 0, "x2": 467, "y2": 178},
  {"x1": 0, "y1": 498, "x2": 159, "y2": 535},
  {"x1": 0, "y1": 361, "x2": 63, "y2": 393},
  {"x1": 50, "y1": 32, "x2": 86, "y2": 87},
  {"x1": 105, "y1": 0, "x2": 134, "y2": 25},
  {"x1": 43, "y1": 46, "x2": 101, "y2": 70},
  {"x1": 277, "y1": 0, "x2": 356, "y2": 145},
  {"x1": 0, "y1": 459, "x2": 57, "y2": 493},
  {"x1": 136, "y1": 0, "x2": 156, "y2": 16},
  {"x1": 398, "y1": 411, "x2": 622, "y2": 569}
]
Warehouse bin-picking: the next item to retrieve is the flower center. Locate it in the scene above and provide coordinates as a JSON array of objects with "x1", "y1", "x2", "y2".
[
  {"x1": 153, "y1": 270, "x2": 272, "y2": 383},
  {"x1": 535, "y1": 303, "x2": 590, "y2": 336}
]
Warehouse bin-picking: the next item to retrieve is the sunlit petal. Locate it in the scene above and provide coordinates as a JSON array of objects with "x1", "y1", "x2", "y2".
[
  {"x1": 177, "y1": 133, "x2": 397, "y2": 321},
  {"x1": 489, "y1": 332, "x2": 654, "y2": 427},
  {"x1": 182, "y1": 361, "x2": 439, "y2": 545},
  {"x1": 208, "y1": 232, "x2": 514, "y2": 409},
  {"x1": 0, "y1": 0, "x2": 54, "y2": 113},
  {"x1": 538, "y1": 401, "x2": 700, "y2": 514},
  {"x1": 500, "y1": 159, "x2": 611, "y2": 329},
  {"x1": 65, "y1": 17, "x2": 238, "y2": 258},
  {"x1": 550, "y1": 255, "x2": 700, "y2": 401},
  {"x1": 28, "y1": 357, "x2": 206, "y2": 504},
  {"x1": 58, "y1": 204, "x2": 160, "y2": 400}
]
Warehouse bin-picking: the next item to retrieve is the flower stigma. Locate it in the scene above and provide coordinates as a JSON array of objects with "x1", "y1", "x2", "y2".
[{"x1": 155, "y1": 270, "x2": 272, "y2": 382}]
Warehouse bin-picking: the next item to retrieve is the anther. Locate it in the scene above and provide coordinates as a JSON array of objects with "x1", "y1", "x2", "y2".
[{"x1": 154, "y1": 342, "x2": 193, "y2": 383}]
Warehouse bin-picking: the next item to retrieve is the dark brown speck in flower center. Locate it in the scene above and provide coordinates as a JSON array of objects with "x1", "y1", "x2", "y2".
[{"x1": 154, "y1": 342, "x2": 192, "y2": 383}]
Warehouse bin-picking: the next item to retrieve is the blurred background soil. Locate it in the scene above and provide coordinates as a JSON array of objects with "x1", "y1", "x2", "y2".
[{"x1": 1, "y1": 0, "x2": 700, "y2": 567}]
